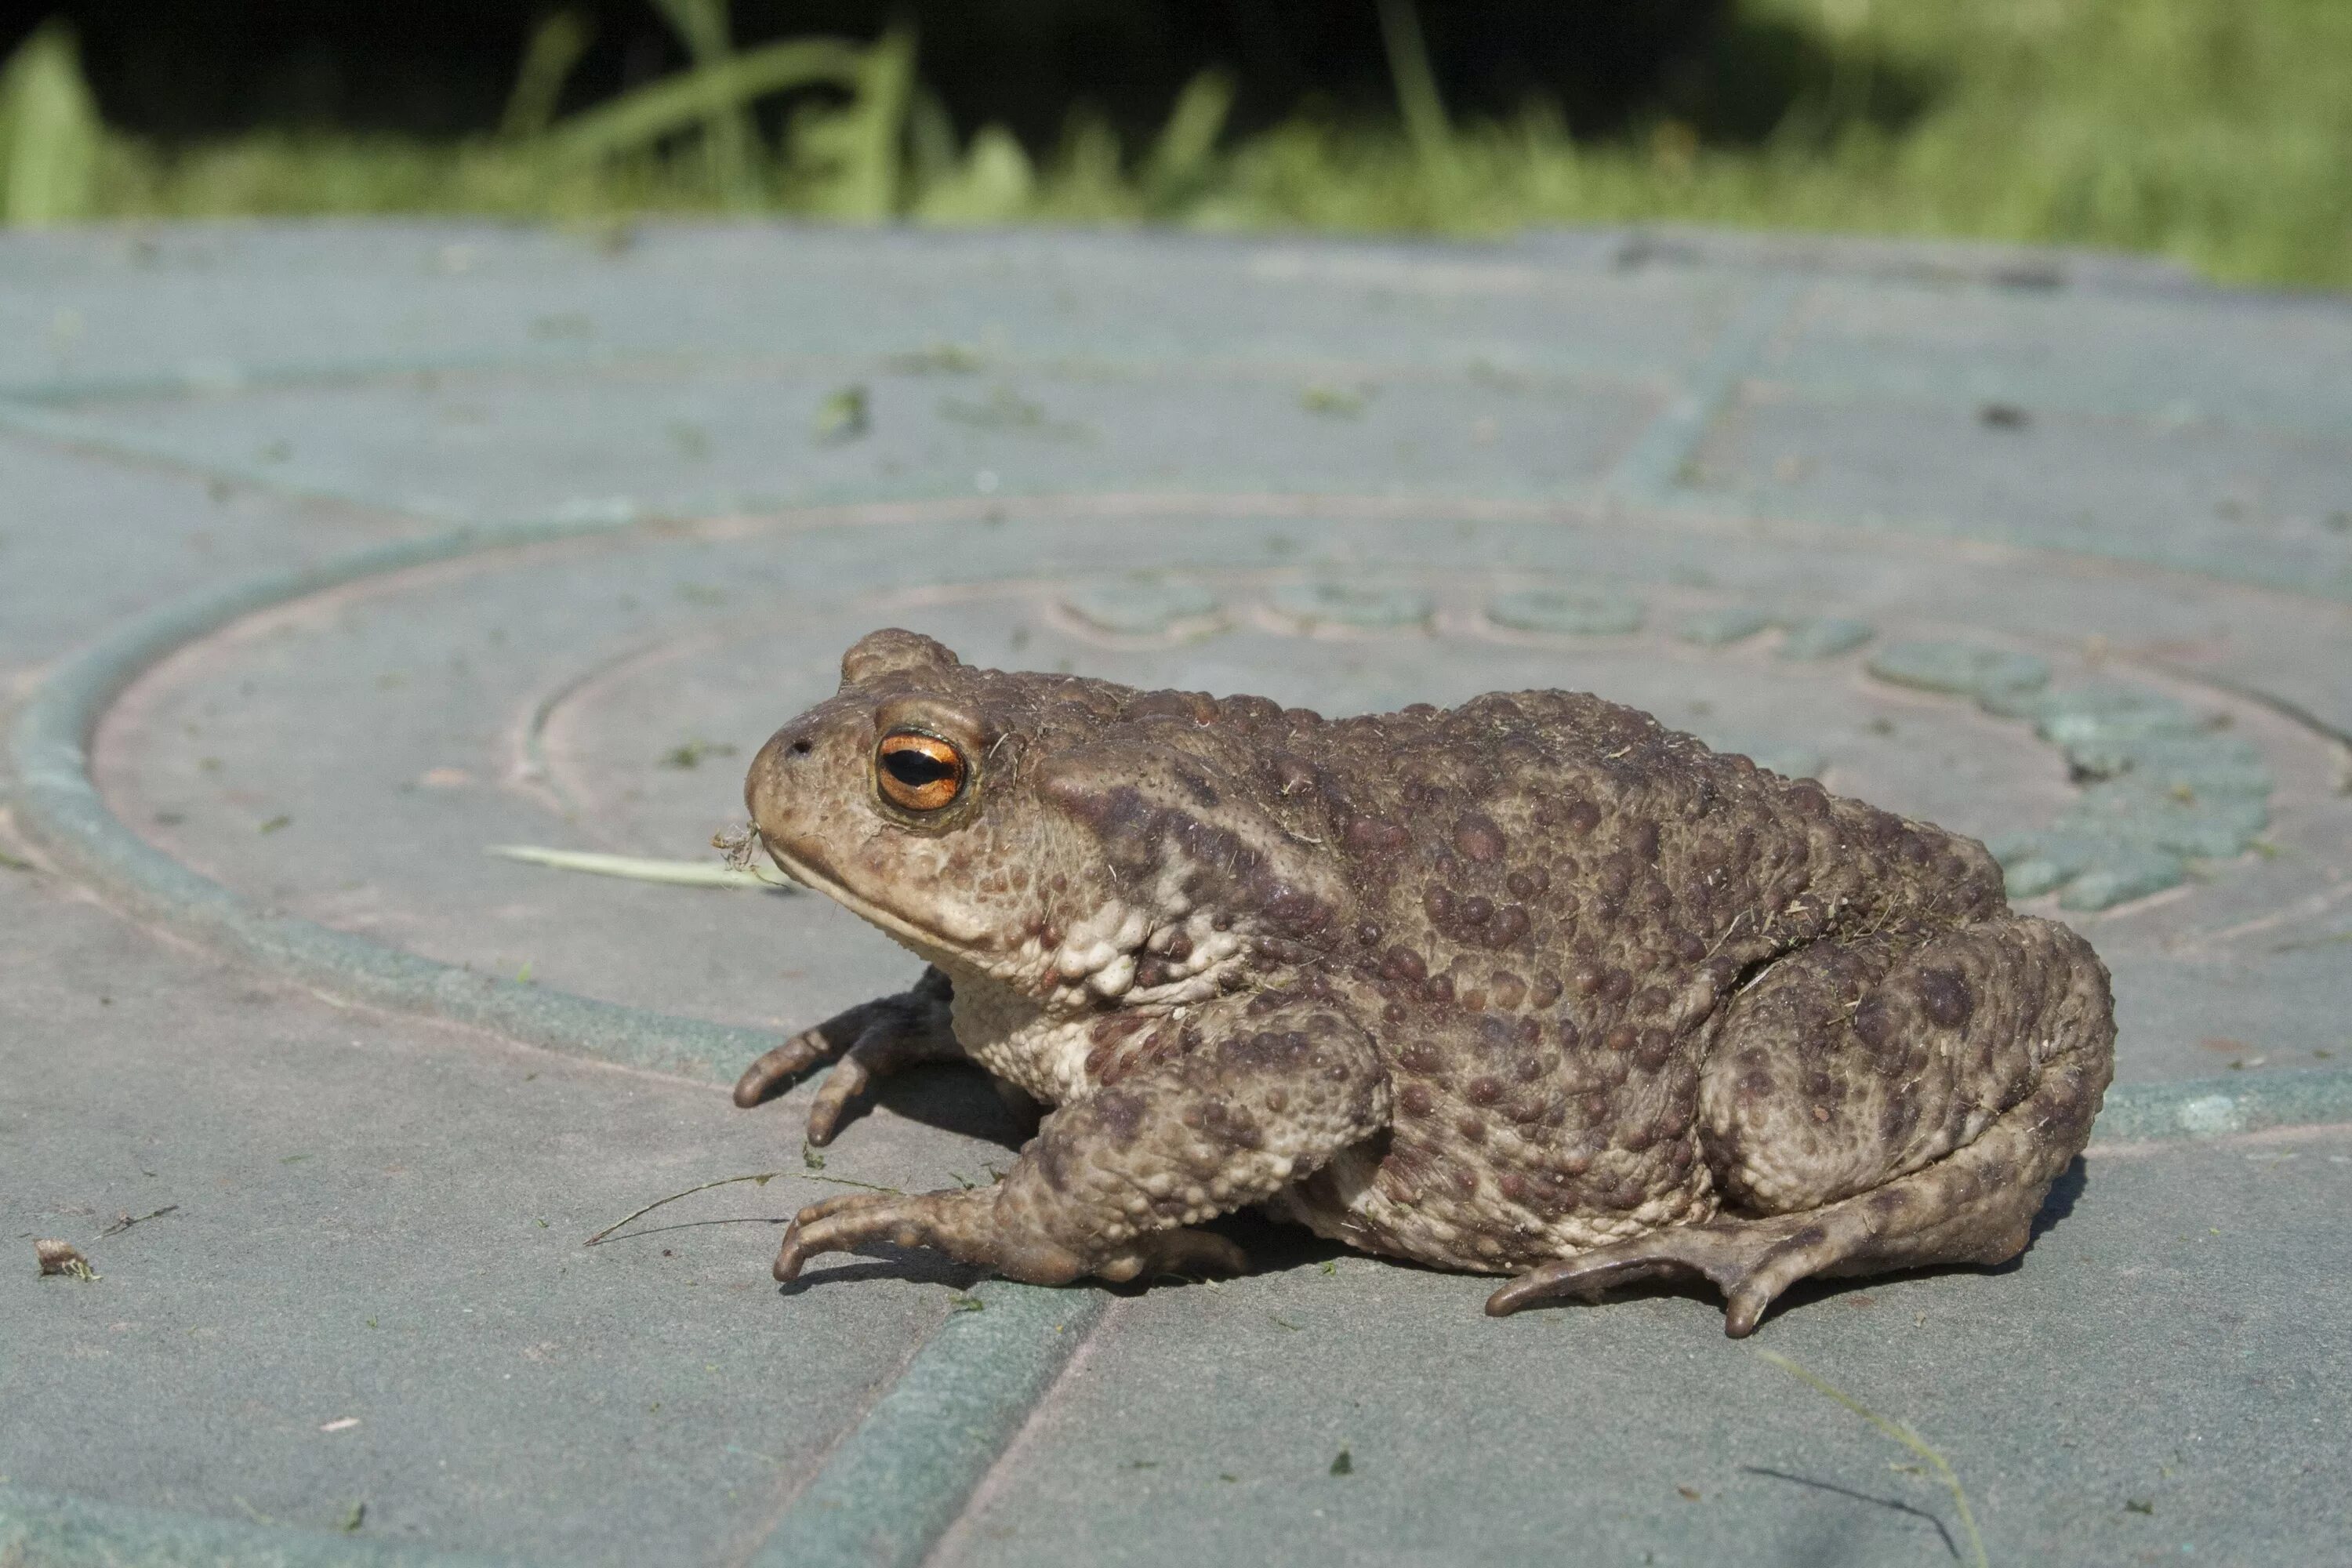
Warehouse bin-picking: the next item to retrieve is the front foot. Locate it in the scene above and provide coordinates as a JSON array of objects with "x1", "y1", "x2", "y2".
[
  {"x1": 1486, "y1": 1219, "x2": 1842, "y2": 1338},
  {"x1": 732, "y1": 967, "x2": 961, "y2": 1146},
  {"x1": 771, "y1": 1189, "x2": 1247, "y2": 1287}
]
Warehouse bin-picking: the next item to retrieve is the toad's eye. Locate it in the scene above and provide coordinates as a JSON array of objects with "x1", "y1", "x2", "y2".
[{"x1": 876, "y1": 731, "x2": 967, "y2": 811}]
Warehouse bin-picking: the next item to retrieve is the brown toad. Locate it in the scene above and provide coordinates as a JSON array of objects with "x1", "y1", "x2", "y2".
[{"x1": 731, "y1": 628, "x2": 2114, "y2": 1334}]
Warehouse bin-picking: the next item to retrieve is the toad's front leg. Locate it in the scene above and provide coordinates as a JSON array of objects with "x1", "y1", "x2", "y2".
[
  {"x1": 771, "y1": 997, "x2": 1390, "y2": 1287},
  {"x1": 733, "y1": 965, "x2": 963, "y2": 1145}
]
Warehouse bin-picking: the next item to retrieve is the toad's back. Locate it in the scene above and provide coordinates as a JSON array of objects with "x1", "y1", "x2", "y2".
[{"x1": 1216, "y1": 687, "x2": 2007, "y2": 989}]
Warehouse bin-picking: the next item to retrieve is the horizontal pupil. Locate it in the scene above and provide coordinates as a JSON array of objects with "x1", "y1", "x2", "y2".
[{"x1": 883, "y1": 749, "x2": 959, "y2": 788}]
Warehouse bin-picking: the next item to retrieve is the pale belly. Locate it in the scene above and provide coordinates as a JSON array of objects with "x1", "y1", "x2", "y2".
[{"x1": 948, "y1": 978, "x2": 1096, "y2": 1106}]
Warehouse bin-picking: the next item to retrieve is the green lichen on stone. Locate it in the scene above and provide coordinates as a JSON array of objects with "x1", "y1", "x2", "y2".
[
  {"x1": 1776, "y1": 618, "x2": 1874, "y2": 660},
  {"x1": 2062, "y1": 731, "x2": 2271, "y2": 799},
  {"x1": 1061, "y1": 579, "x2": 1223, "y2": 637},
  {"x1": 2031, "y1": 683, "x2": 2198, "y2": 748},
  {"x1": 2067, "y1": 777, "x2": 2268, "y2": 859},
  {"x1": 1990, "y1": 826, "x2": 2183, "y2": 908},
  {"x1": 1677, "y1": 607, "x2": 1772, "y2": 647},
  {"x1": 1973, "y1": 682, "x2": 2051, "y2": 719},
  {"x1": 1994, "y1": 786, "x2": 2258, "y2": 906},
  {"x1": 1990, "y1": 828, "x2": 2111, "y2": 880},
  {"x1": 1268, "y1": 580, "x2": 1433, "y2": 631},
  {"x1": 1865, "y1": 641, "x2": 2052, "y2": 710},
  {"x1": 1981, "y1": 675, "x2": 2274, "y2": 907},
  {"x1": 2000, "y1": 855, "x2": 2067, "y2": 900},
  {"x1": 1486, "y1": 588, "x2": 1645, "y2": 636},
  {"x1": 2058, "y1": 847, "x2": 2187, "y2": 911}
]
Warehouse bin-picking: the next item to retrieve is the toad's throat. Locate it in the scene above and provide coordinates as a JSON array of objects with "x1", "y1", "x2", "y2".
[{"x1": 757, "y1": 834, "x2": 981, "y2": 975}]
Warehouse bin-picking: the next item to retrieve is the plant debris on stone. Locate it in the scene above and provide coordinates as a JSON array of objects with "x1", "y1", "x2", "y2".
[
  {"x1": 488, "y1": 843, "x2": 791, "y2": 891},
  {"x1": 1755, "y1": 1349, "x2": 1987, "y2": 1568},
  {"x1": 586, "y1": 1167, "x2": 904, "y2": 1246},
  {"x1": 659, "y1": 739, "x2": 737, "y2": 770},
  {"x1": 35, "y1": 1239, "x2": 96, "y2": 1279},
  {"x1": 814, "y1": 384, "x2": 870, "y2": 441},
  {"x1": 100, "y1": 1204, "x2": 178, "y2": 1237},
  {"x1": 586, "y1": 1171, "x2": 786, "y2": 1245},
  {"x1": 1299, "y1": 383, "x2": 1371, "y2": 418}
]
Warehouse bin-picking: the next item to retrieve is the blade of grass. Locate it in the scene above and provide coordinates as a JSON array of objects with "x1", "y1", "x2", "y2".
[
  {"x1": 53, "y1": 0, "x2": 2352, "y2": 289},
  {"x1": 501, "y1": 11, "x2": 596, "y2": 140},
  {"x1": 586, "y1": 1169, "x2": 905, "y2": 1244},
  {"x1": 1753, "y1": 1348, "x2": 1988, "y2": 1568},
  {"x1": 0, "y1": 19, "x2": 102, "y2": 227},
  {"x1": 586, "y1": 1171, "x2": 785, "y2": 1244},
  {"x1": 794, "y1": 23, "x2": 916, "y2": 221},
  {"x1": 913, "y1": 122, "x2": 1035, "y2": 224},
  {"x1": 648, "y1": 0, "x2": 760, "y2": 209},
  {"x1": 1374, "y1": 0, "x2": 1455, "y2": 194},
  {"x1": 485, "y1": 843, "x2": 797, "y2": 891},
  {"x1": 905, "y1": 85, "x2": 960, "y2": 191},
  {"x1": 537, "y1": 37, "x2": 865, "y2": 168},
  {"x1": 1143, "y1": 67, "x2": 1235, "y2": 209}
]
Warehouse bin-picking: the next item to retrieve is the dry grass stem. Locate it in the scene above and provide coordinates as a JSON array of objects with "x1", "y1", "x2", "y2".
[
  {"x1": 1754, "y1": 1348, "x2": 1988, "y2": 1568},
  {"x1": 488, "y1": 844, "x2": 794, "y2": 891},
  {"x1": 586, "y1": 1171, "x2": 788, "y2": 1244},
  {"x1": 99, "y1": 1204, "x2": 178, "y2": 1237},
  {"x1": 586, "y1": 1169, "x2": 907, "y2": 1245}
]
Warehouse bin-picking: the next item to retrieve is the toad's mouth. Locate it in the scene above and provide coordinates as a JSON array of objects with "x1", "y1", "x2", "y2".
[{"x1": 755, "y1": 829, "x2": 975, "y2": 971}]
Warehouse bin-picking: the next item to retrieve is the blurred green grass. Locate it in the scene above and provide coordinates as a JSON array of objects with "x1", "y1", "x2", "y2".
[{"x1": 4, "y1": 0, "x2": 2347, "y2": 289}]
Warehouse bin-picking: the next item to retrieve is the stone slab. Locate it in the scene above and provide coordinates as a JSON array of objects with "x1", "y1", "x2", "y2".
[
  {"x1": 0, "y1": 225, "x2": 1737, "y2": 403},
  {"x1": 0, "y1": 433, "x2": 431, "y2": 684},
  {"x1": 933, "y1": 1128, "x2": 2352, "y2": 1568},
  {"x1": 0, "y1": 866, "x2": 1027, "y2": 1564},
  {"x1": 2, "y1": 219, "x2": 2349, "y2": 1567}
]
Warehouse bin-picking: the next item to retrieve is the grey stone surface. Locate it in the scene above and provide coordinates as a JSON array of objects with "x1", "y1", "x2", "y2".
[
  {"x1": 0, "y1": 432, "x2": 430, "y2": 681},
  {"x1": 0, "y1": 826, "x2": 1025, "y2": 1563},
  {"x1": 3, "y1": 219, "x2": 2349, "y2": 1566},
  {"x1": 935, "y1": 1130, "x2": 2352, "y2": 1568}
]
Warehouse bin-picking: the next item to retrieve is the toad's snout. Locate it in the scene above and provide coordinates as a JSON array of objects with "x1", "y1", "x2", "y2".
[{"x1": 745, "y1": 722, "x2": 822, "y2": 815}]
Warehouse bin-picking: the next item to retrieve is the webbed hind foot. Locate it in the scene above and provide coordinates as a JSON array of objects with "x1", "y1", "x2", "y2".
[{"x1": 1485, "y1": 1213, "x2": 1865, "y2": 1338}]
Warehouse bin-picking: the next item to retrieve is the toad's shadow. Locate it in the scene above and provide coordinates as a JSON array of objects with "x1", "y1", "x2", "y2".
[{"x1": 858, "y1": 1062, "x2": 1040, "y2": 1147}]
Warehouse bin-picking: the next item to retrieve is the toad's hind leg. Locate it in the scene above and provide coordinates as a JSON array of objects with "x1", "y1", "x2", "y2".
[{"x1": 1489, "y1": 914, "x2": 2114, "y2": 1335}]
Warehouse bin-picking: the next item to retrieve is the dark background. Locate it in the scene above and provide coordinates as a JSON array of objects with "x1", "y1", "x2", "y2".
[{"x1": 0, "y1": 2, "x2": 1853, "y2": 148}]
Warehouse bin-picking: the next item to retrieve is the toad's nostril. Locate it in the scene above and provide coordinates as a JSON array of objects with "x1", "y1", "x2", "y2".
[{"x1": 789, "y1": 737, "x2": 813, "y2": 756}]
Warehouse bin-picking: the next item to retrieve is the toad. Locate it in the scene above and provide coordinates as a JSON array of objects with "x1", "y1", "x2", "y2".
[{"x1": 731, "y1": 630, "x2": 2113, "y2": 1334}]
